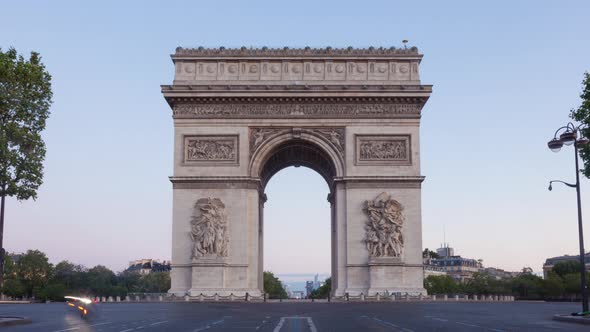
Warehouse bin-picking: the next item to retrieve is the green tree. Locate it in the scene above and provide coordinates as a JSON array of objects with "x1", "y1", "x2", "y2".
[
  {"x1": 53, "y1": 260, "x2": 87, "y2": 292},
  {"x1": 570, "y1": 72, "x2": 590, "y2": 177},
  {"x1": 424, "y1": 275, "x2": 460, "y2": 295},
  {"x1": 0, "y1": 48, "x2": 53, "y2": 285},
  {"x1": 1, "y1": 278, "x2": 25, "y2": 298},
  {"x1": 86, "y1": 265, "x2": 116, "y2": 296},
  {"x1": 39, "y1": 282, "x2": 67, "y2": 301},
  {"x1": 309, "y1": 277, "x2": 331, "y2": 299},
  {"x1": 263, "y1": 271, "x2": 287, "y2": 299},
  {"x1": 118, "y1": 271, "x2": 142, "y2": 293},
  {"x1": 139, "y1": 272, "x2": 171, "y2": 293},
  {"x1": 510, "y1": 273, "x2": 543, "y2": 299},
  {"x1": 17, "y1": 249, "x2": 52, "y2": 297},
  {"x1": 542, "y1": 272, "x2": 565, "y2": 298},
  {"x1": 422, "y1": 248, "x2": 440, "y2": 259},
  {"x1": 552, "y1": 260, "x2": 581, "y2": 278}
]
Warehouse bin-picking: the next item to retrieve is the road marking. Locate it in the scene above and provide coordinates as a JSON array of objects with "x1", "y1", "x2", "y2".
[
  {"x1": 306, "y1": 317, "x2": 318, "y2": 332},
  {"x1": 373, "y1": 317, "x2": 399, "y2": 328},
  {"x1": 150, "y1": 320, "x2": 169, "y2": 326},
  {"x1": 457, "y1": 322, "x2": 480, "y2": 328},
  {"x1": 120, "y1": 329, "x2": 134, "y2": 332},
  {"x1": 273, "y1": 317, "x2": 317, "y2": 332},
  {"x1": 51, "y1": 328, "x2": 79, "y2": 332},
  {"x1": 431, "y1": 317, "x2": 448, "y2": 322},
  {"x1": 193, "y1": 318, "x2": 225, "y2": 332},
  {"x1": 88, "y1": 322, "x2": 112, "y2": 327},
  {"x1": 136, "y1": 326, "x2": 145, "y2": 330}
]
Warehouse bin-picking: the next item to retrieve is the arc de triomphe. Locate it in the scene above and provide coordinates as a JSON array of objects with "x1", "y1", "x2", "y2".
[{"x1": 161, "y1": 46, "x2": 432, "y2": 297}]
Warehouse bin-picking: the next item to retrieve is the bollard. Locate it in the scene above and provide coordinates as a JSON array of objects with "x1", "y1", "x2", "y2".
[
  {"x1": 391, "y1": 294, "x2": 396, "y2": 301},
  {"x1": 246, "y1": 292, "x2": 250, "y2": 302},
  {"x1": 454, "y1": 295, "x2": 459, "y2": 301},
  {"x1": 214, "y1": 293, "x2": 219, "y2": 302},
  {"x1": 125, "y1": 296, "x2": 130, "y2": 302},
  {"x1": 376, "y1": 293, "x2": 381, "y2": 301},
  {"x1": 184, "y1": 295, "x2": 190, "y2": 302},
  {"x1": 159, "y1": 295, "x2": 163, "y2": 302},
  {"x1": 432, "y1": 295, "x2": 437, "y2": 301},
  {"x1": 405, "y1": 293, "x2": 410, "y2": 301},
  {"x1": 345, "y1": 293, "x2": 349, "y2": 302},
  {"x1": 360, "y1": 293, "x2": 365, "y2": 301},
  {"x1": 102, "y1": 296, "x2": 107, "y2": 302},
  {"x1": 199, "y1": 294, "x2": 204, "y2": 302},
  {"x1": 230, "y1": 293, "x2": 234, "y2": 302},
  {"x1": 419, "y1": 293, "x2": 423, "y2": 301},
  {"x1": 443, "y1": 294, "x2": 448, "y2": 301},
  {"x1": 264, "y1": 293, "x2": 268, "y2": 302},
  {"x1": 473, "y1": 295, "x2": 478, "y2": 301},
  {"x1": 116, "y1": 296, "x2": 121, "y2": 302}
]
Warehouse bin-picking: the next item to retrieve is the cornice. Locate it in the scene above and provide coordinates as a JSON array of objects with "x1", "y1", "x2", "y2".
[{"x1": 173, "y1": 46, "x2": 421, "y2": 59}]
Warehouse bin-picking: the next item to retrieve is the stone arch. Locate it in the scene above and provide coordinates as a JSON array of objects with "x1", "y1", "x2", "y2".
[{"x1": 249, "y1": 130, "x2": 345, "y2": 190}]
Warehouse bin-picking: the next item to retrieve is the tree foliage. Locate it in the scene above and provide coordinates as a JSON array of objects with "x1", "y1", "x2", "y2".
[
  {"x1": 422, "y1": 248, "x2": 440, "y2": 259},
  {"x1": 2, "y1": 249, "x2": 172, "y2": 301},
  {"x1": 0, "y1": 47, "x2": 53, "y2": 200},
  {"x1": 263, "y1": 271, "x2": 287, "y2": 299},
  {"x1": 552, "y1": 260, "x2": 581, "y2": 278},
  {"x1": 570, "y1": 72, "x2": 590, "y2": 178},
  {"x1": 309, "y1": 277, "x2": 331, "y2": 299},
  {"x1": 424, "y1": 275, "x2": 459, "y2": 294}
]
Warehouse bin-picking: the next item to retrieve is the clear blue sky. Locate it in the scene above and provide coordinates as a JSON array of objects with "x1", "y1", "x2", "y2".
[{"x1": 2, "y1": 1, "x2": 589, "y2": 274}]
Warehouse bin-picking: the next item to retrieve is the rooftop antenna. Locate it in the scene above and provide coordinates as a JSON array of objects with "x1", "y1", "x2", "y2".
[
  {"x1": 443, "y1": 224, "x2": 446, "y2": 248},
  {"x1": 402, "y1": 40, "x2": 408, "y2": 49}
]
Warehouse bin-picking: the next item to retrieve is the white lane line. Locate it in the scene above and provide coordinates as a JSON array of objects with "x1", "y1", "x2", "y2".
[
  {"x1": 51, "y1": 328, "x2": 79, "y2": 332},
  {"x1": 136, "y1": 326, "x2": 145, "y2": 330},
  {"x1": 373, "y1": 317, "x2": 399, "y2": 328},
  {"x1": 119, "y1": 329, "x2": 134, "y2": 332},
  {"x1": 272, "y1": 317, "x2": 286, "y2": 332},
  {"x1": 487, "y1": 329, "x2": 506, "y2": 332},
  {"x1": 432, "y1": 318, "x2": 448, "y2": 322},
  {"x1": 457, "y1": 322, "x2": 480, "y2": 328},
  {"x1": 150, "y1": 320, "x2": 169, "y2": 326},
  {"x1": 193, "y1": 318, "x2": 225, "y2": 332},
  {"x1": 89, "y1": 322, "x2": 112, "y2": 327},
  {"x1": 306, "y1": 317, "x2": 318, "y2": 332}
]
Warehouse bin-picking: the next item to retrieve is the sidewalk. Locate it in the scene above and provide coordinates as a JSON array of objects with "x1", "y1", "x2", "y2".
[{"x1": 553, "y1": 314, "x2": 590, "y2": 325}]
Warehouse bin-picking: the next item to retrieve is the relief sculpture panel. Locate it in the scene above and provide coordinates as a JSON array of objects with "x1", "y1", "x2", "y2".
[
  {"x1": 364, "y1": 192, "x2": 404, "y2": 258},
  {"x1": 184, "y1": 135, "x2": 238, "y2": 165},
  {"x1": 190, "y1": 198, "x2": 229, "y2": 259},
  {"x1": 355, "y1": 135, "x2": 411, "y2": 165}
]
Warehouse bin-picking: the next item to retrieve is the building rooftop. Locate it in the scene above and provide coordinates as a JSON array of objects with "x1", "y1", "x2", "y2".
[{"x1": 173, "y1": 46, "x2": 421, "y2": 58}]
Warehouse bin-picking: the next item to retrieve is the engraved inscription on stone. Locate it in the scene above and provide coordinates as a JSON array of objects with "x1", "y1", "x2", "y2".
[
  {"x1": 355, "y1": 135, "x2": 411, "y2": 165},
  {"x1": 364, "y1": 192, "x2": 404, "y2": 258},
  {"x1": 184, "y1": 135, "x2": 238, "y2": 164}
]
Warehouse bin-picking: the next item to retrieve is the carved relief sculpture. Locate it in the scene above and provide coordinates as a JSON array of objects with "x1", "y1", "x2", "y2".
[
  {"x1": 363, "y1": 192, "x2": 404, "y2": 258},
  {"x1": 355, "y1": 135, "x2": 411, "y2": 165},
  {"x1": 184, "y1": 136, "x2": 238, "y2": 164},
  {"x1": 190, "y1": 198, "x2": 228, "y2": 259}
]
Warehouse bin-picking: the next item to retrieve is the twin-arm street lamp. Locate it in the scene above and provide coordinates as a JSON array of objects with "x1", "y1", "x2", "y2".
[{"x1": 547, "y1": 122, "x2": 589, "y2": 313}]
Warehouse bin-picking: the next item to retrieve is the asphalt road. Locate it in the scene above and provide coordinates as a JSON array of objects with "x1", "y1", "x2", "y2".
[{"x1": 0, "y1": 301, "x2": 585, "y2": 331}]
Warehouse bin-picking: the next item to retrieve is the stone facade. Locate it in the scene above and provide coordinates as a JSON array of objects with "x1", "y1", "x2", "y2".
[{"x1": 162, "y1": 46, "x2": 432, "y2": 297}]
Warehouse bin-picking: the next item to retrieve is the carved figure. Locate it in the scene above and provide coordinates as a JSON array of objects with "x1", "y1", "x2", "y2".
[
  {"x1": 190, "y1": 198, "x2": 228, "y2": 258},
  {"x1": 253, "y1": 129, "x2": 265, "y2": 148},
  {"x1": 328, "y1": 130, "x2": 342, "y2": 148},
  {"x1": 186, "y1": 139, "x2": 235, "y2": 161},
  {"x1": 363, "y1": 192, "x2": 404, "y2": 258},
  {"x1": 359, "y1": 140, "x2": 406, "y2": 160}
]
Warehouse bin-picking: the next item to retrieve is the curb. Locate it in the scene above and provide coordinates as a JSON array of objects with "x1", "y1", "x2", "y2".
[
  {"x1": 0, "y1": 317, "x2": 32, "y2": 327},
  {"x1": 553, "y1": 314, "x2": 590, "y2": 325}
]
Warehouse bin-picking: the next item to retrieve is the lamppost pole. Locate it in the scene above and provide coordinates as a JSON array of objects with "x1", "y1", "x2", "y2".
[
  {"x1": 574, "y1": 140, "x2": 588, "y2": 312},
  {"x1": 547, "y1": 122, "x2": 589, "y2": 313}
]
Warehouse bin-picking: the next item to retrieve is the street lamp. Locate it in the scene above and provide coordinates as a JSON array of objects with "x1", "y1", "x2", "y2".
[{"x1": 547, "y1": 122, "x2": 589, "y2": 313}]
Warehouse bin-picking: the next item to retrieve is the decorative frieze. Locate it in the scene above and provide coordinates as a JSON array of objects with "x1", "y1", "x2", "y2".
[
  {"x1": 364, "y1": 192, "x2": 404, "y2": 258},
  {"x1": 355, "y1": 135, "x2": 411, "y2": 165},
  {"x1": 248, "y1": 127, "x2": 344, "y2": 157},
  {"x1": 184, "y1": 135, "x2": 238, "y2": 165},
  {"x1": 174, "y1": 103, "x2": 421, "y2": 119},
  {"x1": 190, "y1": 198, "x2": 228, "y2": 259},
  {"x1": 174, "y1": 60, "x2": 419, "y2": 82}
]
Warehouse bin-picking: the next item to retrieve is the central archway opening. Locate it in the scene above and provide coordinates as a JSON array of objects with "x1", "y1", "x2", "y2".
[{"x1": 258, "y1": 140, "x2": 337, "y2": 299}]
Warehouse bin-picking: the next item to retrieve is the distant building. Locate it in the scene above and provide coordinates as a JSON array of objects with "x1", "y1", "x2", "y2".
[
  {"x1": 305, "y1": 274, "x2": 324, "y2": 297},
  {"x1": 425, "y1": 244, "x2": 482, "y2": 282},
  {"x1": 543, "y1": 253, "x2": 590, "y2": 279},
  {"x1": 483, "y1": 267, "x2": 520, "y2": 280},
  {"x1": 127, "y1": 259, "x2": 171, "y2": 275}
]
